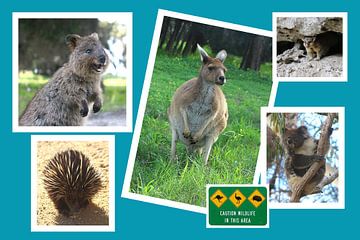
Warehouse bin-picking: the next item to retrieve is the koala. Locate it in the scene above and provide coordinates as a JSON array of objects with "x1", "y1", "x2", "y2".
[{"x1": 283, "y1": 126, "x2": 330, "y2": 197}]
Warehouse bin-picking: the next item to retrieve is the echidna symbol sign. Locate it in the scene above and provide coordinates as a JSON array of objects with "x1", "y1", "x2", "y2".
[{"x1": 207, "y1": 185, "x2": 269, "y2": 228}]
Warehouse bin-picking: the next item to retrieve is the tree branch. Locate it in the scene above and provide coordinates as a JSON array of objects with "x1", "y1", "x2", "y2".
[
  {"x1": 290, "y1": 113, "x2": 335, "y2": 202},
  {"x1": 316, "y1": 168, "x2": 339, "y2": 191}
]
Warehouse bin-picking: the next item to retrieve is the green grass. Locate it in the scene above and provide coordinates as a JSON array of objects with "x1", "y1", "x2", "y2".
[
  {"x1": 18, "y1": 71, "x2": 126, "y2": 115},
  {"x1": 130, "y1": 50, "x2": 272, "y2": 207}
]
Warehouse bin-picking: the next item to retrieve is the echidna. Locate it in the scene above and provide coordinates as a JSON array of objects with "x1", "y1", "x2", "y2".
[{"x1": 43, "y1": 150, "x2": 102, "y2": 216}]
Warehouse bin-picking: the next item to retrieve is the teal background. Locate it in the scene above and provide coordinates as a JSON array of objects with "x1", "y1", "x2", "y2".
[{"x1": 1, "y1": 0, "x2": 357, "y2": 239}]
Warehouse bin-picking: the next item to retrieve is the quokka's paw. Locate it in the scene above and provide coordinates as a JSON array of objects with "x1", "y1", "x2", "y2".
[
  {"x1": 183, "y1": 129, "x2": 191, "y2": 139},
  {"x1": 80, "y1": 107, "x2": 89, "y2": 117},
  {"x1": 93, "y1": 102, "x2": 102, "y2": 113}
]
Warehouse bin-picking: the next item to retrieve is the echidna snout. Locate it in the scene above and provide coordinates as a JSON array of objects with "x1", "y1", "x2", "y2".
[{"x1": 43, "y1": 150, "x2": 102, "y2": 216}]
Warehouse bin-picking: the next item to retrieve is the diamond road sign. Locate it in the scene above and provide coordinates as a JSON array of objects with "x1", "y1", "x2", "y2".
[
  {"x1": 207, "y1": 185, "x2": 269, "y2": 228},
  {"x1": 210, "y1": 189, "x2": 227, "y2": 208}
]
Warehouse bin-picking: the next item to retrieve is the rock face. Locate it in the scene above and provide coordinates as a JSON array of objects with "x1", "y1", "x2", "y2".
[
  {"x1": 277, "y1": 54, "x2": 343, "y2": 78},
  {"x1": 277, "y1": 17, "x2": 343, "y2": 42},
  {"x1": 276, "y1": 17, "x2": 343, "y2": 78}
]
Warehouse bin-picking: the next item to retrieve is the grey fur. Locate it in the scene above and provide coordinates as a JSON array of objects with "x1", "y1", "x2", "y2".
[{"x1": 19, "y1": 33, "x2": 108, "y2": 126}]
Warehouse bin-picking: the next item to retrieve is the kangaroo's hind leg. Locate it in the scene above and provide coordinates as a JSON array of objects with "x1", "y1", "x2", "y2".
[
  {"x1": 171, "y1": 127, "x2": 178, "y2": 161},
  {"x1": 203, "y1": 136, "x2": 215, "y2": 165}
]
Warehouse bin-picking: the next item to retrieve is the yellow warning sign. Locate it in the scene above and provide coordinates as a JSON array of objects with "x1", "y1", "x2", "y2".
[
  {"x1": 210, "y1": 189, "x2": 227, "y2": 208},
  {"x1": 248, "y1": 189, "x2": 266, "y2": 208},
  {"x1": 229, "y1": 189, "x2": 246, "y2": 208}
]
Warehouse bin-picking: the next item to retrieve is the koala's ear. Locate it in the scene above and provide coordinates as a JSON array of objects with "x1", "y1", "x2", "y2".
[
  {"x1": 298, "y1": 126, "x2": 310, "y2": 137},
  {"x1": 90, "y1": 32, "x2": 99, "y2": 40},
  {"x1": 65, "y1": 34, "x2": 81, "y2": 51}
]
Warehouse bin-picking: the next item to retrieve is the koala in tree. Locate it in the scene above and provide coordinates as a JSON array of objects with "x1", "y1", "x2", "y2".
[{"x1": 283, "y1": 126, "x2": 330, "y2": 197}]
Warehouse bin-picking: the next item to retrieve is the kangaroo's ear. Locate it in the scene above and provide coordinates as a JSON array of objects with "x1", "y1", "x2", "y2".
[
  {"x1": 216, "y1": 50, "x2": 227, "y2": 63},
  {"x1": 65, "y1": 34, "x2": 81, "y2": 51},
  {"x1": 197, "y1": 44, "x2": 209, "y2": 63},
  {"x1": 90, "y1": 32, "x2": 99, "y2": 40}
]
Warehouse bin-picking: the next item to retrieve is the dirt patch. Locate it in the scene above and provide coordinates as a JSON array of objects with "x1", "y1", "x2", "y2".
[
  {"x1": 85, "y1": 108, "x2": 126, "y2": 126},
  {"x1": 36, "y1": 141, "x2": 109, "y2": 226}
]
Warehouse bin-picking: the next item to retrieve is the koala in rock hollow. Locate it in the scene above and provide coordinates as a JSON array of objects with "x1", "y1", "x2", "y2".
[{"x1": 283, "y1": 126, "x2": 330, "y2": 197}]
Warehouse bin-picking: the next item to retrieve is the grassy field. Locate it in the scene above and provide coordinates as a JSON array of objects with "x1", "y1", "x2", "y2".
[
  {"x1": 18, "y1": 71, "x2": 126, "y2": 115},
  {"x1": 130, "y1": 50, "x2": 272, "y2": 207}
]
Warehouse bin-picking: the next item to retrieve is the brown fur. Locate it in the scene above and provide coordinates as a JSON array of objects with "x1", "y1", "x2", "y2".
[
  {"x1": 168, "y1": 44, "x2": 228, "y2": 165},
  {"x1": 303, "y1": 32, "x2": 340, "y2": 61},
  {"x1": 19, "y1": 33, "x2": 108, "y2": 126},
  {"x1": 283, "y1": 126, "x2": 329, "y2": 196}
]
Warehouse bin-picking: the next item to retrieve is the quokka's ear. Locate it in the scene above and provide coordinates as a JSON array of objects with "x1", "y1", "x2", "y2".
[
  {"x1": 197, "y1": 44, "x2": 209, "y2": 63},
  {"x1": 65, "y1": 34, "x2": 81, "y2": 51},
  {"x1": 90, "y1": 32, "x2": 99, "y2": 40},
  {"x1": 216, "y1": 50, "x2": 227, "y2": 63}
]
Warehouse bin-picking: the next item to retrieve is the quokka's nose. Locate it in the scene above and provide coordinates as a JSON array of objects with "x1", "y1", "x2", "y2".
[{"x1": 99, "y1": 55, "x2": 106, "y2": 64}]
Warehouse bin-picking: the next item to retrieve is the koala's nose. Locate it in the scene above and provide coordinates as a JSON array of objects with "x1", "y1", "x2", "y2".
[
  {"x1": 99, "y1": 55, "x2": 106, "y2": 64},
  {"x1": 287, "y1": 139, "x2": 293, "y2": 145}
]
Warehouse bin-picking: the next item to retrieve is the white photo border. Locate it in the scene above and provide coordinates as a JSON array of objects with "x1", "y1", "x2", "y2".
[
  {"x1": 31, "y1": 135, "x2": 115, "y2": 232},
  {"x1": 260, "y1": 106, "x2": 345, "y2": 209},
  {"x1": 272, "y1": 12, "x2": 348, "y2": 82},
  {"x1": 12, "y1": 12, "x2": 133, "y2": 132},
  {"x1": 121, "y1": 9, "x2": 274, "y2": 214}
]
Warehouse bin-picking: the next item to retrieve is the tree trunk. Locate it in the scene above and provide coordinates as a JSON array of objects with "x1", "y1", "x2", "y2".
[
  {"x1": 240, "y1": 35, "x2": 266, "y2": 71},
  {"x1": 165, "y1": 20, "x2": 182, "y2": 52},
  {"x1": 159, "y1": 17, "x2": 170, "y2": 49}
]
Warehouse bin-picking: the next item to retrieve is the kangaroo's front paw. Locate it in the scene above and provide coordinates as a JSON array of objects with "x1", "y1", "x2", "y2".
[
  {"x1": 93, "y1": 101, "x2": 102, "y2": 113},
  {"x1": 80, "y1": 106, "x2": 89, "y2": 117},
  {"x1": 189, "y1": 137, "x2": 198, "y2": 145},
  {"x1": 183, "y1": 129, "x2": 191, "y2": 139}
]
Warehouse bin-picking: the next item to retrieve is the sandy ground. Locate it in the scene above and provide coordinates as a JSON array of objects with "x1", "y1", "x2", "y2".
[{"x1": 36, "y1": 141, "x2": 109, "y2": 226}]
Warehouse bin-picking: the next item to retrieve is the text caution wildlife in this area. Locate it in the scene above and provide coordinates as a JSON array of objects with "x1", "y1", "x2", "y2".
[{"x1": 207, "y1": 185, "x2": 268, "y2": 228}]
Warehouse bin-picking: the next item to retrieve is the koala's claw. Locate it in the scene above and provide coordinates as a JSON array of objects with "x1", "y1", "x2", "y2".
[{"x1": 315, "y1": 155, "x2": 325, "y2": 162}]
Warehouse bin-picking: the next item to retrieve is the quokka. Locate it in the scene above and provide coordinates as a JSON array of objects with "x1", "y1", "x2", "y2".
[{"x1": 19, "y1": 33, "x2": 108, "y2": 126}]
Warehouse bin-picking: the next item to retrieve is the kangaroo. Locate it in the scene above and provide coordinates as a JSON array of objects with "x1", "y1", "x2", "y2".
[{"x1": 168, "y1": 44, "x2": 228, "y2": 165}]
